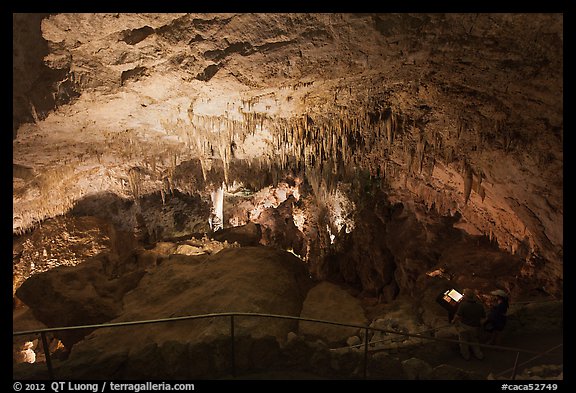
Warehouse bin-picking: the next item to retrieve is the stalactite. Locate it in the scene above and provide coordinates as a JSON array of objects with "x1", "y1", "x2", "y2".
[
  {"x1": 478, "y1": 186, "x2": 486, "y2": 202},
  {"x1": 392, "y1": 111, "x2": 398, "y2": 143},
  {"x1": 445, "y1": 146, "x2": 454, "y2": 163},
  {"x1": 463, "y1": 161, "x2": 473, "y2": 205},
  {"x1": 428, "y1": 156, "x2": 436, "y2": 178},
  {"x1": 216, "y1": 138, "x2": 229, "y2": 188},
  {"x1": 199, "y1": 158, "x2": 207, "y2": 182},
  {"x1": 471, "y1": 170, "x2": 485, "y2": 202},
  {"x1": 167, "y1": 167, "x2": 175, "y2": 196},
  {"x1": 416, "y1": 139, "x2": 425, "y2": 174},
  {"x1": 127, "y1": 167, "x2": 142, "y2": 202},
  {"x1": 342, "y1": 131, "x2": 348, "y2": 163},
  {"x1": 406, "y1": 146, "x2": 415, "y2": 175}
]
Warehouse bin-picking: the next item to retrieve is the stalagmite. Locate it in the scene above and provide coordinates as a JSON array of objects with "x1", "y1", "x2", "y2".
[{"x1": 209, "y1": 183, "x2": 224, "y2": 232}]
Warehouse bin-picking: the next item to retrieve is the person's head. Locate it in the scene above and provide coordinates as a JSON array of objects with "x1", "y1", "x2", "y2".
[
  {"x1": 490, "y1": 289, "x2": 508, "y2": 301},
  {"x1": 463, "y1": 288, "x2": 475, "y2": 299}
]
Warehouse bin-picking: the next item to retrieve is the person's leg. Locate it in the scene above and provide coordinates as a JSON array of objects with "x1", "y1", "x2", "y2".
[
  {"x1": 483, "y1": 320, "x2": 495, "y2": 343},
  {"x1": 487, "y1": 329, "x2": 497, "y2": 344},
  {"x1": 491, "y1": 329, "x2": 502, "y2": 345},
  {"x1": 457, "y1": 324, "x2": 471, "y2": 360},
  {"x1": 470, "y1": 327, "x2": 484, "y2": 359}
]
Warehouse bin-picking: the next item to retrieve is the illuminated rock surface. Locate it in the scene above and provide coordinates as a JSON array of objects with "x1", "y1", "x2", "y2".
[{"x1": 13, "y1": 13, "x2": 563, "y2": 380}]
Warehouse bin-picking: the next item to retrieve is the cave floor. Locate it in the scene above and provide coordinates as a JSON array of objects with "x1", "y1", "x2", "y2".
[
  {"x1": 224, "y1": 328, "x2": 563, "y2": 380},
  {"x1": 411, "y1": 329, "x2": 563, "y2": 380}
]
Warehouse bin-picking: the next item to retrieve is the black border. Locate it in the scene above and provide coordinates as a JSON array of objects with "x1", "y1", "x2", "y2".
[{"x1": 9, "y1": 2, "x2": 569, "y2": 389}]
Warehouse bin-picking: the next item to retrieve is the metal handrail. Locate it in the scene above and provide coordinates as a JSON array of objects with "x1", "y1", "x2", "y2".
[
  {"x1": 13, "y1": 311, "x2": 563, "y2": 380},
  {"x1": 495, "y1": 343, "x2": 564, "y2": 380},
  {"x1": 331, "y1": 323, "x2": 454, "y2": 351},
  {"x1": 509, "y1": 299, "x2": 561, "y2": 305}
]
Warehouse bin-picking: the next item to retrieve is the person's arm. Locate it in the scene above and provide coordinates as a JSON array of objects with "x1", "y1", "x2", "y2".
[
  {"x1": 479, "y1": 305, "x2": 487, "y2": 325},
  {"x1": 451, "y1": 308, "x2": 461, "y2": 324}
]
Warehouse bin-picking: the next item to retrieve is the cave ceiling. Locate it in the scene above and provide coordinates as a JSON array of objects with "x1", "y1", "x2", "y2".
[{"x1": 12, "y1": 13, "x2": 563, "y2": 272}]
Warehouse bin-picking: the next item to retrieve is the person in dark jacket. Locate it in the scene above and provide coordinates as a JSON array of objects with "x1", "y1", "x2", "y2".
[
  {"x1": 483, "y1": 289, "x2": 509, "y2": 345},
  {"x1": 452, "y1": 288, "x2": 486, "y2": 360}
]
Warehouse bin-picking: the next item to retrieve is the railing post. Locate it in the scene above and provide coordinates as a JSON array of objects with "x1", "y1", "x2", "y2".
[
  {"x1": 511, "y1": 351, "x2": 520, "y2": 380},
  {"x1": 230, "y1": 315, "x2": 236, "y2": 378},
  {"x1": 40, "y1": 332, "x2": 54, "y2": 380},
  {"x1": 363, "y1": 327, "x2": 369, "y2": 379}
]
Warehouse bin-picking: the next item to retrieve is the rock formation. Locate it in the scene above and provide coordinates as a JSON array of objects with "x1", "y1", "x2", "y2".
[{"x1": 13, "y1": 13, "x2": 563, "y2": 380}]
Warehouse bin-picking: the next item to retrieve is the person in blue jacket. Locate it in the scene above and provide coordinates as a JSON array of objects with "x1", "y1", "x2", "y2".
[{"x1": 483, "y1": 289, "x2": 509, "y2": 345}]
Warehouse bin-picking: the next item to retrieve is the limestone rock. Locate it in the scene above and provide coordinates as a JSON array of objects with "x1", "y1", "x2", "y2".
[
  {"x1": 11, "y1": 12, "x2": 565, "y2": 378},
  {"x1": 299, "y1": 281, "x2": 367, "y2": 345},
  {"x1": 367, "y1": 352, "x2": 406, "y2": 379},
  {"x1": 431, "y1": 364, "x2": 485, "y2": 380},
  {"x1": 513, "y1": 364, "x2": 563, "y2": 380},
  {"x1": 254, "y1": 195, "x2": 306, "y2": 256},
  {"x1": 17, "y1": 247, "x2": 313, "y2": 379},
  {"x1": 286, "y1": 331, "x2": 298, "y2": 344},
  {"x1": 175, "y1": 244, "x2": 205, "y2": 255},
  {"x1": 506, "y1": 301, "x2": 563, "y2": 334},
  {"x1": 329, "y1": 346, "x2": 362, "y2": 375},
  {"x1": 211, "y1": 221, "x2": 262, "y2": 247},
  {"x1": 401, "y1": 357, "x2": 433, "y2": 380},
  {"x1": 12, "y1": 215, "x2": 113, "y2": 295},
  {"x1": 151, "y1": 241, "x2": 178, "y2": 256},
  {"x1": 333, "y1": 206, "x2": 396, "y2": 296},
  {"x1": 346, "y1": 335, "x2": 361, "y2": 347},
  {"x1": 12, "y1": 13, "x2": 564, "y2": 310},
  {"x1": 15, "y1": 257, "x2": 145, "y2": 348}
]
